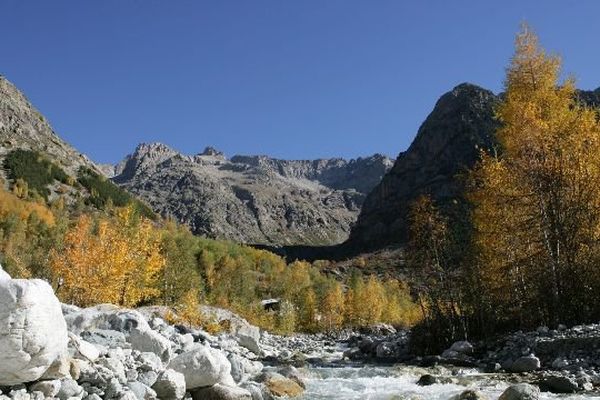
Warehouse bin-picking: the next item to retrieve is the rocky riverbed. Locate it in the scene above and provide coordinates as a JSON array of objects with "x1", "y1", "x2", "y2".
[{"x1": 3, "y1": 264, "x2": 600, "y2": 400}]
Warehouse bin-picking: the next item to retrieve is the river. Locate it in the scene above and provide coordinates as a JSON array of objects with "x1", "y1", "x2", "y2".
[{"x1": 296, "y1": 365, "x2": 600, "y2": 399}]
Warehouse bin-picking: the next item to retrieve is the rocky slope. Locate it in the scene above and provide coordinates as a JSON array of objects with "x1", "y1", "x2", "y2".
[
  {"x1": 0, "y1": 76, "x2": 100, "y2": 177},
  {"x1": 0, "y1": 263, "x2": 306, "y2": 400},
  {"x1": 113, "y1": 143, "x2": 392, "y2": 246},
  {"x1": 347, "y1": 83, "x2": 600, "y2": 252}
]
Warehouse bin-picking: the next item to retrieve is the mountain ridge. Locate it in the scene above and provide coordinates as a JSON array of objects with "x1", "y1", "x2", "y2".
[{"x1": 112, "y1": 142, "x2": 393, "y2": 246}]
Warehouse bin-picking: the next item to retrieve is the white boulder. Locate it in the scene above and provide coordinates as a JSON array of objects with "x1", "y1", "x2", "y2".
[
  {"x1": 128, "y1": 327, "x2": 173, "y2": 363},
  {"x1": 0, "y1": 270, "x2": 68, "y2": 385},
  {"x1": 169, "y1": 345, "x2": 234, "y2": 390},
  {"x1": 152, "y1": 369, "x2": 186, "y2": 400},
  {"x1": 202, "y1": 306, "x2": 261, "y2": 355}
]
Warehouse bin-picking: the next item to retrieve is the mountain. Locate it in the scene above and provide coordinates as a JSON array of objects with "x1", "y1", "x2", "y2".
[
  {"x1": 346, "y1": 82, "x2": 600, "y2": 252},
  {"x1": 0, "y1": 76, "x2": 152, "y2": 214},
  {"x1": 0, "y1": 76, "x2": 99, "y2": 177},
  {"x1": 113, "y1": 143, "x2": 393, "y2": 246}
]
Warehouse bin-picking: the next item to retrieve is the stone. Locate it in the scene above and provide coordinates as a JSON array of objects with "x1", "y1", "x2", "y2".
[
  {"x1": 0, "y1": 275, "x2": 68, "y2": 385},
  {"x1": 240, "y1": 381, "x2": 273, "y2": 400},
  {"x1": 509, "y1": 355, "x2": 540, "y2": 373},
  {"x1": 449, "y1": 341, "x2": 474, "y2": 354},
  {"x1": 228, "y1": 353, "x2": 263, "y2": 384},
  {"x1": 56, "y1": 377, "x2": 84, "y2": 400},
  {"x1": 498, "y1": 383, "x2": 540, "y2": 400},
  {"x1": 191, "y1": 383, "x2": 252, "y2": 400},
  {"x1": 169, "y1": 346, "x2": 234, "y2": 389},
  {"x1": 128, "y1": 328, "x2": 172, "y2": 363},
  {"x1": 39, "y1": 355, "x2": 71, "y2": 380},
  {"x1": 540, "y1": 376, "x2": 578, "y2": 393},
  {"x1": 277, "y1": 365, "x2": 305, "y2": 389},
  {"x1": 69, "y1": 334, "x2": 100, "y2": 362},
  {"x1": 28, "y1": 380, "x2": 61, "y2": 397},
  {"x1": 452, "y1": 390, "x2": 488, "y2": 400},
  {"x1": 126, "y1": 381, "x2": 156, "y2": 400},
  {"x1": 136, "y1": 352, "x2": 163, "y2": 372},
  {"x1": 202, "y1": 307, "x2": 262, "y2": 355},
  {"x1": 152, "y1": 369, "x2": 186, "y2": 400},
  {"x1": 256, "y1": 372, "x2": 304, "y2": 398},
  {"x1": 81, "y1": 329, "x2": 128, "y2": 349},
  {"x1": 551, "y1": 357, "x2": 569, "y2": 369},
  {"x1": 416, "y1": 374, "x2": 437, "y2": 386},
  {"x1": 138, "y1": 371, "x2": 159, "y2": 387}
]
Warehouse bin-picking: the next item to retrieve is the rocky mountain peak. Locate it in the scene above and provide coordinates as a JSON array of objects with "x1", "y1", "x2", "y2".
[
  {"x1": 346, "y1": 83, "x2": 500, "y2": 250},
  {"x1": 113, "y1": 143, "x2": 393, "y2": 246},
  {"x1": 200, "y1": 146, "x2": 224, "y2": 157}
]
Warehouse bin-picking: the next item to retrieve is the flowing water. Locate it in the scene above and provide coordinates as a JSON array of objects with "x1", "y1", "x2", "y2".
[{"x1": 296, "y1": 365, "x2": 600, "y2": 400}]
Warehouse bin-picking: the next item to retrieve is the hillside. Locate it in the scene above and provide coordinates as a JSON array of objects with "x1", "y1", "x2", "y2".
[
  {"x1": 0, "y1": 75, "x2": 151, "y2": 214},
  {"x1": 0, "y1": 76, "x2": 99, "y2": 177},
  {"x1": 113, "y1": 143, "x2": 392, "y2": 246}
]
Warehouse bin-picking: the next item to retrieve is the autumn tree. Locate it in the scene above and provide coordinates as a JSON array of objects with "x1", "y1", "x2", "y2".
[
  {"x1": 469, "y1": 24, "x2": 600, "y2": 328},
  {"x1": 50, "y1": 206, "x2": 165, "y2": 307},
  {"x1": 320, "y1": 282, "x2": 345, "y2": 331}
]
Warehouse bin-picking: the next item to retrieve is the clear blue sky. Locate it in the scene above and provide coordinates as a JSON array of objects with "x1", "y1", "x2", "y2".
[{"x1": 1, "y1": 1, "x2": 599, "y2": 164}]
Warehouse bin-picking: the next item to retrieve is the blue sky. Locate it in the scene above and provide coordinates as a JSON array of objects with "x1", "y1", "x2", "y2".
[{"x1": 1, "y1": 1, "x2": 600, "y2": 164}]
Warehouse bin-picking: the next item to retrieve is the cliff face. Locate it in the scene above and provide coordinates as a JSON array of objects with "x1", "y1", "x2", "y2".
[
  {"x1": 113, "y1": 144, "x2": 392, "y2": 246},
  {"x1": 347, "y1": 83, "x2": 600, "y2": 252},
  {"x1": 0, "y1": 76, "x2": 99, "y2": 176},
  {"x1": 347, "y1": 83, "x2": 500, "y2": 250}
]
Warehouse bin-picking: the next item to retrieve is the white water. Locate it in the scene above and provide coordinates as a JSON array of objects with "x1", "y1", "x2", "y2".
[{"x1": 297, "y1": 365, "x2": 600, "y2": 400}]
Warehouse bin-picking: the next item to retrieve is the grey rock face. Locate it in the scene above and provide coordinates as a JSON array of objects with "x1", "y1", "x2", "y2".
[
  {"x1": 347, "y1": 83, "x2": 600, "y2": 252},
  {"x1": 347, "y1": 83, "x2": 499, "y2": 250},
  {"x1": 112, "y1": 143, "x2": 392, "y2": 246},
  {"x1": 0, "y1": 76, "x2": 100, "y2": 177}
]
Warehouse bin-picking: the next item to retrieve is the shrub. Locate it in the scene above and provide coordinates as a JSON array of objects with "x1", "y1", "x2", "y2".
[{"x1": 4, "y1": 149, "x2": 70, "y2": 199}]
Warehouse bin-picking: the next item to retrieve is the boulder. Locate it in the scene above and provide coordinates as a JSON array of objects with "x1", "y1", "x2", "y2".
[
  {"x1": 452, "y1": 390, "x2": 488, "y2": 400},
  {"x1": 509, "y1": 356, "x2": 540, "y2": 373},
  {"x1": 449, "y1": 341, "x2": 474, "y2": 354},
  {"x1": 499, "y1": 383, "x2": 540, "y2": 400},
  {"x1": 228, "y1": 353, "x2": 263, "y2": 384},
  {"x1": 126, "y1": 381, "x2": 157, "y2": 400},
  {"x1": 63, "y1": 305, "x2": 150, "y2": 335},
  {"x1": 191, "y1": 383, "x2": 252, "y2": 400},
  {"x1": 540, "y1": 376, "x2": 578, "y2": 393},
  {"x1": 56, "y1": 377, "x2": 83, "y2": 400},
  {"x1": 169, "y1": 346, "x2": 234, "y2": 390},
  {"x1": 128, "y1": 327, "x2": 172, "y2": 363},
  {"x1": 152, "y1": 369, "x2": 186, "y2": 400},
  {"x1": 29, "y1": 380, "x2": 61, "y2": 398},
  {"x1": 256, "y1": 372, "x2": 304, "y2": 398},
  {"x1": 69, "y1": 333, "x2": 100, "y2": 362},
  {"x1": 0, "y1": 272, "x2": 68, "y2": 385},
  {"x1": 202, "y1": 306, "x2": 261, "y2": 354},
  {"x1": 277, "y1": 365, "x2": 306, "y2": 389},
  {"x1": 442, "y1": 340, "x2": 474, "y2": 358}
]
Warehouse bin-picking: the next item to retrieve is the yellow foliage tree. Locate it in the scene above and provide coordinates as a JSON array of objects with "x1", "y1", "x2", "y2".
[
  {"x1": 320, "y1": 282, "x2": 345, "y2": 331},
  {"x1": 469, "y1": 24, "x2": 600, "y2": 327},
  {"x1": 50, "y1": 206, "x2": 165, "y2": 307}
]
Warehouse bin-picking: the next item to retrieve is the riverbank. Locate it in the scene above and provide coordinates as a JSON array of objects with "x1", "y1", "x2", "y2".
[{"x1": 4, "y1": 263, "x2": 600, "y2": 400}]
